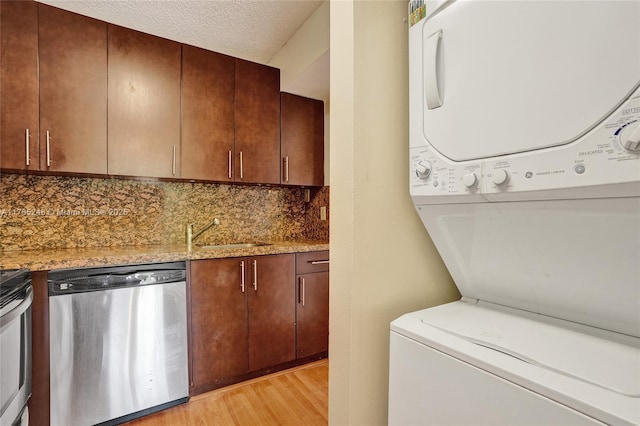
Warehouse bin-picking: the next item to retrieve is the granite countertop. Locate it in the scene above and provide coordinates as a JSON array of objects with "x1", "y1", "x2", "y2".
[{"x1": 0, "y1": 240, "x2": 329, "y2": 271}]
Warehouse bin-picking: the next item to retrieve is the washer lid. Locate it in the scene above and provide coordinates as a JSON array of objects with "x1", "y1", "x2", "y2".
[
  {"x1": 419, "y1": 302, "x2": 640, "y2": 398},
  {"x1": 421, "y1": 1, "x2": 640, "y2": 161},
  {"x1": 392, "y1": 301, "x2": 640, "y2": 426}
]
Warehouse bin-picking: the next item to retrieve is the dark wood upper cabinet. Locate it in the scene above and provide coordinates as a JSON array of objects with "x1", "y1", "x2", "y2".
[
  {"x1": 38, "y1": 4, "x2": 107, "y2": 174},
  {"x1": 2, "y1": 6, "x2": 323, "y2": 187},
  {"x1": 0, "y1": 1, "x2": 39, "y2": 171},
  {"x1": 182, "y1": 46, "x2": 235, "y2": 181},
  {"x1": 107, "y1": 25, "x2": 181, "y2": 178},
  {"x1": 235, "y1": 59, "x2": 281, "y2": 184},
  {"x1": 281, "y1": 93, "x2": 325, "y2": 186}
]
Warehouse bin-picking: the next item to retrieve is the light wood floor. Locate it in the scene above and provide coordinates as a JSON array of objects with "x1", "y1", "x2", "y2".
[{"x1": 126, "y1": 359, "x2": 328, "y2": 426}]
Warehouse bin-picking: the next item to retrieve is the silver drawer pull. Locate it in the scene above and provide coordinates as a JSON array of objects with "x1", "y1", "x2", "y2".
[
  {"x1": 310, "y1": 260, "x2": 329, "y2": 265},
  {"x1": 283, "y1": 156, "x2": 289, "y2": 182},
  {"x1": 252, "y1": 259, "x2": 257, "y2": 291},
  {"x1": 172, "y1": 145, "x2": 176, "y2": 176},
  {"x1": 46, "y1": 130, "x2": 51, "y2": 167},
  {"x1": 240, "y1": 260, "x2": 245, "y2": 293},
  {"x1": 25, "y1": 129, "x2": 30, "y2": 166}
]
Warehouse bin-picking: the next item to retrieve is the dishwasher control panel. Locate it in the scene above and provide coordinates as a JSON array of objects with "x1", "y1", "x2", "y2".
[{"x1": 48, "y1": 262, "x2": 186, "y2": 294}]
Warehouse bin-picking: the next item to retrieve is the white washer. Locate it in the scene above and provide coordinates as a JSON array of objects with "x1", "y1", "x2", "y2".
[{"x1": 391, "y1": 1, "x2": 640, "y2": 425}]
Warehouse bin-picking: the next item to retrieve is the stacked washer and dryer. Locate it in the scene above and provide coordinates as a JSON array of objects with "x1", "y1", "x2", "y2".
[{"x1": 390, "y1": 1, "x2": 640, "y2": 425}]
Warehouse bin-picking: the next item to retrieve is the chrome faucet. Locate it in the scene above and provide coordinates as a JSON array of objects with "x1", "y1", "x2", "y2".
[{"x1": 187, "y1": 217, "x2": 221, "y2": 246}]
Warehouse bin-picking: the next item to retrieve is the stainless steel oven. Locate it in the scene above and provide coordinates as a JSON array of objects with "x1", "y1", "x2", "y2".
[{"x1": 0, "y1": 269, "x2": 32, "y2": 426}]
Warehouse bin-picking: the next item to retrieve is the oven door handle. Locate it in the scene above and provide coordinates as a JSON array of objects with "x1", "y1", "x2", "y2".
[{"x1": 0, "y1": 286, "x2": 33, "y2": 327}]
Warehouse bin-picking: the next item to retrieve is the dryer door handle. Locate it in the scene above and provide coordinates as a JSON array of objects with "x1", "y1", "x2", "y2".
[{"x1": 425, "y1": 30, "x2": 443, "y2": 110}]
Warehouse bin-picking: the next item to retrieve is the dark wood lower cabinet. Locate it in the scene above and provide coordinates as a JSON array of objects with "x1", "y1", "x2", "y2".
[
  {"x1": 295, "y1": 251, "x2": 330, "y2": 359},
  {"x1": 190, "y1": 258, "x2": 249, "y2": 394},
  {"x1": 189, "y1": 254, "x2": 295, "y2": 395},
  {"x1": 296, "y1": 271, "x2": 329, "y2": 358},
  {"x1": 29, "y1": 271, "x2": 50, "y2": 426},
  {"x1": 29, "y1": 250, "x2": 322, "y2": 416},
  {"x1": 247, "y1": 255, "x2": 295, "y2": 371}
]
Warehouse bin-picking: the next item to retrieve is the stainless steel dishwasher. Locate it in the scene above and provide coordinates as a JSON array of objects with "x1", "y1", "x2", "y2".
[{"x1": 48, "y1": 262, "x2": 188, "y2": 426}]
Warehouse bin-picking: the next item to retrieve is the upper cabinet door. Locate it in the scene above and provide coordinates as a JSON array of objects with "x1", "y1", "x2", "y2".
[
  {"x1": 108, "y1": 25, "x2": 181, "y2": 178},
  {"x1": 235, "y1": 59, "x2": 281, "y2": 184},
  {"x1": 38, "y1": 4, "x2": 107, "y2": 174},
  {"x1": 280, "y1": 93, "x2": 324, "y2": 186},
  {"x1": 0, "y1": 1, "x2": 39, "y2": 171},
  {"x1": 182, "y1": 46, "x2": 235, "y2": 181}
]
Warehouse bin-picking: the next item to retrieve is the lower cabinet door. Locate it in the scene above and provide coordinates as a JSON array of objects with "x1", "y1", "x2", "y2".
[
  {"x1": 296, "y1": 271, "x2": 329, "y2": 358},
  {"x1": 190, "y1": 258, "x2": 248, "y2": 393},
  {"x1": 247, "y1": 254, "x2": 295, "y2": 371}
]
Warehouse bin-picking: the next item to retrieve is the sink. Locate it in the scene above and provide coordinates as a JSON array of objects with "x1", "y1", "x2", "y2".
[{"x1": 196, "y1": 242, "x2": 272, "y2": 250}]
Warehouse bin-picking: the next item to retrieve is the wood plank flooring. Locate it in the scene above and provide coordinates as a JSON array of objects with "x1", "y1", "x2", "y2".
[{"x1": 126, "y1": 359, "x2": 328, "y2": 426}]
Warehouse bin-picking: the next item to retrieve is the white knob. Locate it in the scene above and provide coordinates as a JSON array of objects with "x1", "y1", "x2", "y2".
[
  {"x1": 415, "y1": 161, "x2": 432, "y2": 179},
  {"x1": 462, "y1": 172, "x2": 478, "y2": 188},
  {"x1": 492, "y1": 169, "x2": 509, "y2": 185},
  {"x1": 620, "y1": 122, "x2": 640, "y2": 151}
]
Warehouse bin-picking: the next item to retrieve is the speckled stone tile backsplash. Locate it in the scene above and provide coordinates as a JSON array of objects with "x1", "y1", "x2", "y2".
[{"x1": 0, "y1": 174, "x2": 329, "y2": 251}]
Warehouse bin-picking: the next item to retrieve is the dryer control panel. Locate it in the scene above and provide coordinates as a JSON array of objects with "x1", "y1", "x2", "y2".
[
  {"x1": 482, "y1": 95, "x2": 640, "y2": 201},
  {"x1": 411, "y1": 94, "x2": 640, "y2": 204},
  {"x1": 410, "y1": 146, "x2": 484, "y2": 204}
]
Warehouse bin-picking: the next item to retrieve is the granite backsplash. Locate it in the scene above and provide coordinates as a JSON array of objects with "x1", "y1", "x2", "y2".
[{"x1": 0, "y1": 174, "x2": 329, "y2": 251}]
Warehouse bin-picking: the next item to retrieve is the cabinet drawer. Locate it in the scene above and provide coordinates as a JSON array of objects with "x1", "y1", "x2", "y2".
[{"x1": 296, "y1": 251, "x2": 329, "y2": 274}]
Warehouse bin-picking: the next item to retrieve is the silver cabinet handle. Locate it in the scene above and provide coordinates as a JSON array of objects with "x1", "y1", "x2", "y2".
[
  {"x1": 46, "y1": 130, "x2": 51, "y2": 167},
  {"x1": 283, "y1": 156, "x2": 289, "y2": 182},
  {"x1": 228, "y1": 150, "x2": 232, "y2": 179},
  {"x1": 240, "y1": 260, "x2": 245, "y2": 293},
  {"x1": 252, "y1": 259, "x2": 257, "y2": 291},
  {"x1": 172, "y1": 145, "x2": 176, "y2": 176},
  {"x1": 25, "y1": 129, "x2": 30, "y2": 166},
  {"x1": 239, "y1": 151, "x2": 244, "y2": 179},
  {"x1": 310, "y1": 260, "x2": 330, "y2": 265},
  {"x1": 299, "y1": 277, "x2": 305, "y2": 306}
]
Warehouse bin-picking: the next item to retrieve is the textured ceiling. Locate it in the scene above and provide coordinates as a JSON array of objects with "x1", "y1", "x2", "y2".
[{"x1": 36, "y1": 0, "x2": 324, "y2": 64}]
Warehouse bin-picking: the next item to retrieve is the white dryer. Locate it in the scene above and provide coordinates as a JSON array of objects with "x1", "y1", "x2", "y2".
[{"x1": 390, "y1": 1, "x2": 640, "y2": 425}]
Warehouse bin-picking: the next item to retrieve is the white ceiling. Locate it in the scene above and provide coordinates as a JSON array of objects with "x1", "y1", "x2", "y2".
[{"x1": 36, "y1": 0, "x2": 324, "y2": 65}]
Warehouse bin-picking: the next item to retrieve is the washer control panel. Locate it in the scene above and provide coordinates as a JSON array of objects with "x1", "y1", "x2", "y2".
[{"x1": 411, "y1": 94, "x2": 640, "y2": 203}]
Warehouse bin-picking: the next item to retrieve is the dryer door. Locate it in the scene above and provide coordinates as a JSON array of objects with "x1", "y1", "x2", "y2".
[{"x1": 420, "y1": 1, "x2": 640, "y2": 162}]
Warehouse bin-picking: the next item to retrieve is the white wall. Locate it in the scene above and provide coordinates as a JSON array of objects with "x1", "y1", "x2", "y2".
[
  {"x1": 329, "y1": 1, "x2": 459, "y2": 424},
  {"x1": 269, "y1": 2, "x2": 330, "y2": 186},
  {"x1": 268, "y1": 2, "x2": 329, "y2": 100}
]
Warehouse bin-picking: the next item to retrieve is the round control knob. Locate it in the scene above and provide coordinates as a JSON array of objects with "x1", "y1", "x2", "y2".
[
  {"x1": 492, "y1": 169, "x2": 509, "y2": 185},
  {"x1": 415, "y1": 161, "x2": 432, "y2": 179},
  {"x1": 619, "y1": 122, "x2": 640, "y2": 151},
  {"x1": 462, "y1": 172, "x2": 478, "y2": 188}
]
